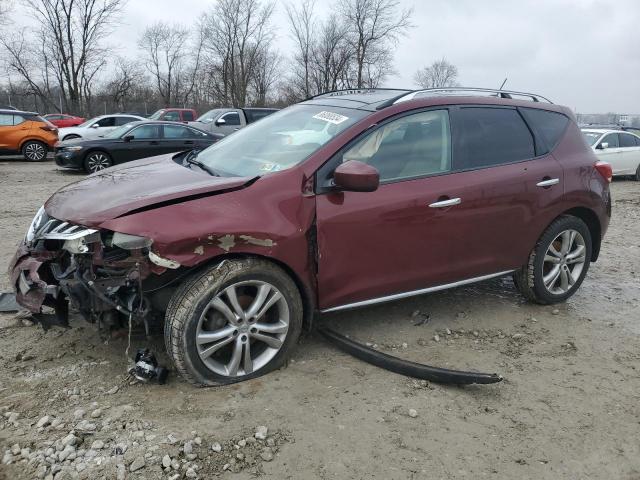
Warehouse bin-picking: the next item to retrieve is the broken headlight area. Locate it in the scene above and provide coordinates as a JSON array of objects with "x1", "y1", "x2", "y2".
[{"x1": 11, "y1": 215, "x2": 185, "y2": 334}]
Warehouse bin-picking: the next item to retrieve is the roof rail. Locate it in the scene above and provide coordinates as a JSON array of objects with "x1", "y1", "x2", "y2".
[
  {"x1": 393, "y1": 87, "x2": 553, "y2": 105},
  {"x1": 308, "y1": 88, "x2": 412, "y2": 100}
]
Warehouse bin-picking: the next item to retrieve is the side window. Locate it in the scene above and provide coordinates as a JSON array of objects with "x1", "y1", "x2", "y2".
[
  {"x1": 129, "y1": 125, "x2": 160, "y2": 139},
  {"x1": 182, "y1": 111, "x2": 194, "y2": 121},
  {"x1": 163, "y1": 111, "x2": 181, "y2": 121},
  {"x1": 341, "y1": 110, "x2": 451, "y2": 182},
  {"x1": 220, "y1": 112, "x2": 240, "y2": 126},
  {"x1": 600, "y1": 133, "x2": 619, "y2": 149},
  {"x1": 0, "y1": 114, "x2": 13, "y2": 126},
  {"x1": 454, "y1": 107, "x2": 535, "y2": 170},
  {"x1": 635, "y1": 136, "x2": 640, "y2": 147},
  {"x1": 163, "y1": 125, "x2": 191, "y2": 138},
  {"x1": 520, "y1": 108, "x2": 569, "y2": 152},
  {"x1": 114, "y1": 116, "x2": 138, "y2": 126},
  {"x1": 619, "y1": 133, "x2": 636, "y2": 148},
  {"x1": 95, "y1": 117, "x2": 116, "y2": 127},
  {"x1": 13, "y1": 115, "x2": 26, "y2": 125}
]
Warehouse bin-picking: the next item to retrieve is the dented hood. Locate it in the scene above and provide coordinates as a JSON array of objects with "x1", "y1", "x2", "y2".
[{"x1": 45, "y1": 154, "x2": 252, "y2": 227}]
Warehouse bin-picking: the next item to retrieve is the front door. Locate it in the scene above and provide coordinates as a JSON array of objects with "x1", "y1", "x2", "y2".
[{"x1": 119, "y1": 124, "x2": 163, "y2": 163}]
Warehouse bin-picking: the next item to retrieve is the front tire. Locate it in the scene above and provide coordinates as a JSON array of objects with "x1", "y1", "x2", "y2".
[
  {"x1": 513, "y1": 215, "x2": 592, "y2": 304},
  {"x1": 635, "y1": 164, "x2": 640, "y2": 181},
  {"x1": 165, "y1": 258, "x2": 303, "y2": 386},
  {"x1": 84, "y1": 151, "x2": 112, "y2": 173},
  {"x1": 22, "y1": 141, "x2": 47, "y2": 161}
]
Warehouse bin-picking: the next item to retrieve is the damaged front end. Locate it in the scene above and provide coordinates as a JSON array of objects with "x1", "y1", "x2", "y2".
[{"x1": 9, "y1": 207, "x2": 181, "y2": 332}]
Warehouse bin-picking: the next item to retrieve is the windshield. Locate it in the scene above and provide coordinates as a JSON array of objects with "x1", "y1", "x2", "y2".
[
  {"x1": 196, "y1": 109, "x2": 224, "y2": 123},
  {"x1": 78, "y1": 117, "x2": 99, "y2": 128},
  {"x1": 104, "y1": 124, "x2": 135, "y2": 139},
  {"x1": 196, "y1": 105, "x2": 367, "y2": 177},
  {"x1": 148, "y1": 110, "x2": 165, "y2": 120},
  {"x1": 582, "y1": 131, "x2": 601, "y2": 146}
]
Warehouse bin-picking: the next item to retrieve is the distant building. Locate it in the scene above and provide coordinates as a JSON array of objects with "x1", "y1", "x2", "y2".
[{"x1": 577, "y1": 113, "x2": 640, "y2": 127}]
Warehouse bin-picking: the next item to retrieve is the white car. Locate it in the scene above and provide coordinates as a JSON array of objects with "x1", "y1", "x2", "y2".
[
  {"x1": 583, "y1": 128, "x2": 640, "y2": 180},
  {"x1": 58, "y1": 114, "x2": 145, "y2": 141}
]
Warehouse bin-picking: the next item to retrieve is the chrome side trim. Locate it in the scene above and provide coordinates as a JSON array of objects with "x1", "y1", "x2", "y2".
[{"x1": 321, "y1": 270, "x2": 514, "y2": 313}]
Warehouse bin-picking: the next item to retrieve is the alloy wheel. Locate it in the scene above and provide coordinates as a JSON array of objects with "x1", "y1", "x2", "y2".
[
  {"x1": 86, "y1": 153, "x2": 111, "y2": 173},
  {"x1": 196, "y1": 280, "x2": 290, "y2": 377},
  {"x1": 24, "y1": 142, "x2": 46, "y2": 161},
  {"x1": 542, "y1": 229, "x2": 587, "y2": 295}
]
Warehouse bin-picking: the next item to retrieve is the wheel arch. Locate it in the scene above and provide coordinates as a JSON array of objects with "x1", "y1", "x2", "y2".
[
  {"x1": 188, "y1": 252, "x2": 316, "y2": 331},
  {"x1": 18, "y1": 138, "x2": 48, "y2": 151},
  {"x1": 559, "y1": 207, "x2": 601, "y2": 261}
]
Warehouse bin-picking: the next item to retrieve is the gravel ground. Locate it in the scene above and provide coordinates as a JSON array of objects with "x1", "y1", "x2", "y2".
[{"x1": 0, "y1": 158, "x2": 639, "y2": 480}]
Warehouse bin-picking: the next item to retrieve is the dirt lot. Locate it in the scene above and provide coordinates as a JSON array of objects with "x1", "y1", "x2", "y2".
[{"x1": 0, "y1": 158, "x2": 639, "y2": 480}]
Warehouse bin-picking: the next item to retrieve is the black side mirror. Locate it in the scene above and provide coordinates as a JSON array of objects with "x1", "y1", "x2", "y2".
[{"x1": 123, "y1": 135, "x2": 134, "y2": 142}]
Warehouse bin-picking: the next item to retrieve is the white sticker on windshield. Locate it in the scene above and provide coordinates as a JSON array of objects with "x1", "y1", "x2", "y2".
[{"x1": 313, "y1": 111, "x2": 349, "y2": 125}]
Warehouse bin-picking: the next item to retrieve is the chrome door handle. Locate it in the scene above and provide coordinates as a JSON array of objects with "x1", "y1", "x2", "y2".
[
  {"x1": 536, "y1": 178, "x2": 560, "y2": 187},
  {"x1": 429, "y1": 197, "x2": 461, "y2": 208}
]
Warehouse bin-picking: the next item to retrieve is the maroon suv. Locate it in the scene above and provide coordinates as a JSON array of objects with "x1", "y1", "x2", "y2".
[{"x1": 9, "y1": 88, "x2": 612, "y2": 386}]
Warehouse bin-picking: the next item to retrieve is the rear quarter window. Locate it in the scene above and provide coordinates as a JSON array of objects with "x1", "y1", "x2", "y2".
[
  {"x1": 520, "y1": 108, "x2": 569, "y2": 153},
  {"x1": 453, "y1": 107, "x2": 535, "y2": 170}
]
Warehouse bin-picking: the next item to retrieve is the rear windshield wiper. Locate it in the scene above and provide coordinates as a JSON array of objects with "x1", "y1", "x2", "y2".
[{"x1": 184, "y1": 150, "x2": 220, "y2": 177}]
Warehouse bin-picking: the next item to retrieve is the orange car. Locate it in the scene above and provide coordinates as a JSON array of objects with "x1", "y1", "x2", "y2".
[{"x1": 0, "y1": 109, "x2": 58, "y2": 161}]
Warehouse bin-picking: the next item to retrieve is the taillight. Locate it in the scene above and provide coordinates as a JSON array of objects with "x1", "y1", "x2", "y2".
[
  {"x1": 40, "y1": 125, "x2": 57, "y2": 133},
  {"x1": 595, "y1": 161, "x2": 612, "y2": 183}
]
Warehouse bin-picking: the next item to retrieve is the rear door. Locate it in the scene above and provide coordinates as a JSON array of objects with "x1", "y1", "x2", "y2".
[
  {"x1": 161, "y1": 124, "x2": 200, "y2": 154},
  {"x1": 618, "y1": 132, "x2": 640, "y2": 174},
  {"x1": 449, "y1": 106, "x2": 567, "y2": 273}
]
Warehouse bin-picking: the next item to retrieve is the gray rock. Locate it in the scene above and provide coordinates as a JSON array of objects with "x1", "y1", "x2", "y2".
[
  {"x1": 255, "y1": 426, "x2": 268, "y2": 440},
  {"x1": 91, "y1": 440, "x2": 104, "y2": 450},
  {"x1": 129, "y1": 456, "x2": 145, "y2": 472},
  {"x1": 408, "y1": 408, "x2": 418, "y2": 418},
  {"x1": 37, "y1": 416, "x2": 52, "y2": 428},
  {"x1": 106, "y1": 386, "x2": 119, "y2": 394},
  {"x1": 552, "y1": 308, "x2": 560, "y2": 315},
  {"x1": 260, "y1": 447, "x2": 274, "y2": 462},
  {"x1": 51, "y1": 418, "x2": 63, "y2": 428},
  {"x1": 62, "y1": 434, "x2": 78, "y2": 447},
  {"x1": 183, "y1": 441, "x2": 193, "y2": 454},
  {"x1": 186, "y1": 467, "x2": 197, "y2": 478},
  {"x1": 162, "y1": 455, "x2": 171, "y2": 468},
  {"x1": 210, "y1": 442, "x2": 222, "y2": 453},
  {"x1": 116, "y1": 463, "x2": 126, "y2": 480},
  {"x1": 35, "y1": 464, "x2": 48, "y2": 479},
  {"x1": 90, "y1": 409, "x2": 102, "y2": 419},
  {"x1": 1, "y1": 452, "x2": 13, "y2": 465},
  {"x1": 11, "y1": 444, "x2": 20, "y2": 455},
  {"x1": 72, "y1": 409, "x2": 85, "y2": 420},
  {"x1": 186, "y1": 453, "x2": 197, "y2": 461}
]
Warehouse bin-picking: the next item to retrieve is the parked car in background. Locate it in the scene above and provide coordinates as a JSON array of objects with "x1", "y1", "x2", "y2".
[
  {"x1": 190, "y1": 107, "x2": 278, "y2": 136},
  {"x1": 582, "y1": 128, "x2": 640, "y2": 180},
  {"x1": 44, "y1": 113, "x2": 86, "y2": 128},
  {"x1": 58, "y1": 114, "x2": 144, "y2": 141},
  {"x1": 0, "y1": 109, "x2": 58, "y2": 161},
  {"x1": 11, "y1": 88, "x2": 611, "y2": 386},
  {"x1": 149, "y1": 108, "x2": 197, "y2": 122},
  {"x1": 55, "y1": 121, "x2": 222, "y2": 173}
]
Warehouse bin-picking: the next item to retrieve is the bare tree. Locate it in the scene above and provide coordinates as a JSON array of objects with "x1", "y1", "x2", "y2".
[
  {"x1": 201, "y1": 0, "x2": 276, "y2": 107},
  {"x1": 102, "y1": 58, "x2": 145, "y2": 112},
  {"x1": 285, "y1": 0, "x2": 315, "y2": 98},
  {"x1": 2, "y1": 0, "x2": 124, "y2": 114},
  {"x1": 338, "y1": 0, "x2": 412, "y2": 88},
  {"x1": 139, "y1": 22, "x2": 203, "y2": 106},
  {"x1": 310, "y1": 15, "x2": 352, "y2": 94},
  {"x1": 414, "y1": 58, "x2": 459, "y2": 89}
]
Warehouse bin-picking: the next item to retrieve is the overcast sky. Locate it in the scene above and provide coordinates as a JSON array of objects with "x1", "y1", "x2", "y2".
[{"x1": 15, "y1": 0, "x2": 640, "y2": 113}]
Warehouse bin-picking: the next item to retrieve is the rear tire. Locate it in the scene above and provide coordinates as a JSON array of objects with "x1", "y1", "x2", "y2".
[
  {"x1": 21, "y1": 141, "x2": 47, "y2": 161},
  {"x1": 84, "y1": 151, "x2": 112, "y2": 173},
  {"x1": 513, "y1": 215, "x2": 592, "y2": 304},
  {"x1": 165, "y1": 258, "x2": 303, "y2": 386},
  {"x1": 635, "y1": 164, "x2": 640, "y2": 181}
]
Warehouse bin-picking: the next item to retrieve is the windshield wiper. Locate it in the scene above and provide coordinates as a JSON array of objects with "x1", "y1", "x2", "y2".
[{"x1": 184, "y1": 150, "x2": 220, "y2": 177}]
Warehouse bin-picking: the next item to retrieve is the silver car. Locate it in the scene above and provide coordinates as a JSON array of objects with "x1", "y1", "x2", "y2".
[
  {"x1": 58, "y1": 114, "x2": 145, "y2": 141},
  {"x1": 189, "y1": 108, "x2": 278, "y2": 136}
]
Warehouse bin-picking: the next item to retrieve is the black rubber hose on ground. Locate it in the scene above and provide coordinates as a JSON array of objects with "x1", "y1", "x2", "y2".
[{"x1": 317, "y1": 326, "x2": 503, "y2": 385}]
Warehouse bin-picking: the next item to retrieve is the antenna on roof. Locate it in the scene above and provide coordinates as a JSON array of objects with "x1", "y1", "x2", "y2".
[{"x1": 499, "y1": 78, "x2": 508, "y2": 90}]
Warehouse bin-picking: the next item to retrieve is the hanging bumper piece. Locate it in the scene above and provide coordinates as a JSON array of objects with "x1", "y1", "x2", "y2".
[{"x1": 317, "y1": 327, "x2": 503, "y2": 385}]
